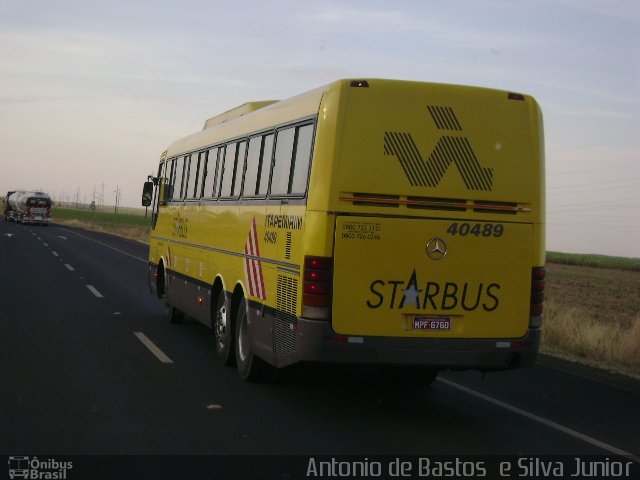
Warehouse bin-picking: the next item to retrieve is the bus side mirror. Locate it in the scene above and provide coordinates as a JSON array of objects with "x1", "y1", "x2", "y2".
[{"x1": 142, "y1": 181, "x2": 153, "y2": 207}]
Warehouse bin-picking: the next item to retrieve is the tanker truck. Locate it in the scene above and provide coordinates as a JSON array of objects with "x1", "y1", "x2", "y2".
[{"x1": 4, "y1": 190, "x2": 52, "y2": 225}]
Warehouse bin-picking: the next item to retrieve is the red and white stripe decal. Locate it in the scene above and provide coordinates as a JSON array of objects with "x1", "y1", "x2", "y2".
[{"x1": 244, "y1": 217, "x2": 266, "y2": 300}]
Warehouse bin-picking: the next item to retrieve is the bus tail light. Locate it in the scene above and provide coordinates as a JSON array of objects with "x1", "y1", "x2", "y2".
[
  {"x1": 303, "y1": 256, "x2": 332, "y2": 319},
  {"x1": 529, "y1": 267, "x2": 545, "y2": 326}
]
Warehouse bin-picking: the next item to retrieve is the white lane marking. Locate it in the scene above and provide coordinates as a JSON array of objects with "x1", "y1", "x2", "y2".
[
  {"x1": 65, "y1": 264, "x2": 75, "y2": 271},
  {"x1": 43, "y1": 242, "x2": 48, "y2": 246},
  {"x1": 57, "y1": 228, "x2": 146, "y2": 263},
  {"x1": 58, "y1": 236, "x2": 67, "y2": 240},
  {"x1": 133, "y1": 332, "x2": 173, "y2": 364},
  {"x1": 4, "y1": 233, "x2": 15, "y2": 237},
  {"x1": 86, "y1": 285, "x2": 104, "y2": 298},
  {"x1": 52, "y1": 251, "x2": 59, "y2": 257},
  {"x1": 438, "y1": 377, "x2": 640, "y2": 463}
]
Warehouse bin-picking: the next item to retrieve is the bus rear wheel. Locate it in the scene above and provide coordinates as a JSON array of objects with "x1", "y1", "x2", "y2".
[
  {"x1": 156, "y1": 265, "x2": 165, "y2": 299},
  {"x1": 235, "y1": 299, "x2": 275, "y2": 382},
  {"x1": 214, "y1": 291, "x2": 234, "y2": 366}
]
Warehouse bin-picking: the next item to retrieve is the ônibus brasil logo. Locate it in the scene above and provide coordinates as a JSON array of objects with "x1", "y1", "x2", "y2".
[{"x1": 8, "y1": 456, "x2": 73, "y2": 479}]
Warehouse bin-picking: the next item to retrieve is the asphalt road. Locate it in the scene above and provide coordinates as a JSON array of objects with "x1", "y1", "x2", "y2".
[{"x1": 1, "y1": 220, "x2": 639, "y2": 463}]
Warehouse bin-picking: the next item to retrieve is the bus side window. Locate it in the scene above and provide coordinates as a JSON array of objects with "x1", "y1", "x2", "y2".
[
  {"x1": 173, "y1": 156, "x2": 186, "y2": 200},
  {"x1": 271, "y1": 127, "x2": 295, "y2": 196},
  {"x1": 219, "y1": 144, "x2": 236, "y2": 197},
  {"x1": 202, "y1": 147, "x2": 220, "y2": 198},
  {"x1": 244, "y1": 136, "x2": 262, "y2": 196},
  {"x1": 165, "y1": 158, "x2": 177, "y2": 201},
  {"x1": 232, "y1": 140, "x2": 247, "y2": 197},
  {"x1": 182, "y1": 154, "x2": 192, "y2": 199},
  {"x1": 196, "y1": 152, "x2": 204, "y2": 198},
  {"x1": 290, "y1": 124, "x2": 314, "y2": 195},
  {"x1": 257, "y1": 134, "x2": 274, "y2": 196},
  {"x1": 185, "y1": 152, "x2": 200, "y2": 199}
]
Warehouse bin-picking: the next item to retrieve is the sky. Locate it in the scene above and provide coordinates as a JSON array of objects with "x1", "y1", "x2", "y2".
[{"x1": 0, "y1": 0, "x2": 638, "y2": 258}]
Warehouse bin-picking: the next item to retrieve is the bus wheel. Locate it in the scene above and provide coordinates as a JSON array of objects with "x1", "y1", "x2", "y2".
[
  {"x1": 157, "y1": 265, "x2": 166, "y2": 299},
  {"x1": 235, "y1": 299, "x2": 275, "y2": 382},
  {"x1": 214, "y1": 291, "x2": 234, "y2": 366}
]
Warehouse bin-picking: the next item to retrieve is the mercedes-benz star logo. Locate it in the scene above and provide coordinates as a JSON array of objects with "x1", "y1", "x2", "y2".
[{"x1": 426, "y1": 237, "x2": 448, "y2": 260}]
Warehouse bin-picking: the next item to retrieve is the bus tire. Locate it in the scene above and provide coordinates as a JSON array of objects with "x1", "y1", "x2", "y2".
[
  {"x1": 214, "y1": 291, "x2": 234, "y2": 366},
  {"x1": 235, "y1": 298, "x2": 274, "y2": 382},
  {"x1": 156, "y1": 264, "x2": 166, "y2": 299}
]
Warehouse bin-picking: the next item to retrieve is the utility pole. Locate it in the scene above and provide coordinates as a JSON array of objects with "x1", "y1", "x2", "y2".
[{"x1": 114, "y1": 186, "x2": 121, "y2": 214}]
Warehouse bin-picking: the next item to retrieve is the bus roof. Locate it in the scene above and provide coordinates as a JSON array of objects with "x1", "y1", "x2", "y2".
[
  {"x1": 202, "y1": 101, "x2": 279, "y2": 130},
  {"x1": 164, "y1": 83, "x2": 330, "y2": 158}
]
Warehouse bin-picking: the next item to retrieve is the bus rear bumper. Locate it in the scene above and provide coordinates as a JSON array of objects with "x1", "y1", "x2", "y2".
[{"x1": 294, "y1": 318, "x2": 540, "y2": 371}]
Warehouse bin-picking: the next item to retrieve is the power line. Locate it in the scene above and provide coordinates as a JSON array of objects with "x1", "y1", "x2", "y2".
[
  {"x1": 547, "y1": 222, "x2": 639, "y2": 229},
  {"x1": 547, "y1": 177, "x2": 640, "y2": 189},
  {"x1": 548, "y1": 205, "x2": 640, "y2": 213},
  {"x1": 547, "y1": 184, "x2": 640, "y2": 196},
  {"x1": 548, "y1": 136, "x2": 640, "y2": 155},
  {"x1": 549, "y1": 164, "x2": 640, "y2": 175},
  {"x1": 547, "y1": 211, "x2": 633, "y2": 217},
  {"x1": 549, "y1": 198, "x2": 640, "y2": 207}
]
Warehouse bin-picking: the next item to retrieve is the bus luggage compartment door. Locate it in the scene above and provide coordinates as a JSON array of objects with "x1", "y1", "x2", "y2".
[{"x1": 331, "y1": 216, "x2": 533, "y2": 339}]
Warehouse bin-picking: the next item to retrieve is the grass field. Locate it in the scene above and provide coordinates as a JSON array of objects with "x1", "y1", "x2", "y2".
[
  {"x1": 542, "y1": 263, "x2": 640, "y2": 378},
  {"x1": 546, "y1": 251, "x2": 640, "y2": 271},
  {"x1": 53, "y1": 207, "x2": 152, "y2": 226},
  {"x1": 52, "y1": 207, "x2": 152, "y2": 243},
  {"x1": 48, "y1": 207, "x2": 640, "y2": 377}
]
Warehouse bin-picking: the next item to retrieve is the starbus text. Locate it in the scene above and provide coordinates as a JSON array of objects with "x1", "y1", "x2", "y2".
[{"x1": 366, "y1": 273, "x2": 500, "y2": 312}]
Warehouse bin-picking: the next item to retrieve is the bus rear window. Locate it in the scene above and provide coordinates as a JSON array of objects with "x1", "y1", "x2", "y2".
[{"x1": 270, "y1": 123, "x2": 314, "y2": 196}]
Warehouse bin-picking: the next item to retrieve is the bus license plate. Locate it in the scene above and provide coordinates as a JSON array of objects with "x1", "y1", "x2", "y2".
[{"x1": 413, "y1": 316, "x2": 451, "y2": 331}]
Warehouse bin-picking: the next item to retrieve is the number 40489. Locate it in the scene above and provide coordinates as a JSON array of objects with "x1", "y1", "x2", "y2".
[{"x1": 446, "y1": 222, "x2": 504, "y2": 237}]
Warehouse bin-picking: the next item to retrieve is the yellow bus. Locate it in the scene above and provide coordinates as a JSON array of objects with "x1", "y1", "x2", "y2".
[{"x1": 142, "y1": 78, "x2": 545, "y2": 382}]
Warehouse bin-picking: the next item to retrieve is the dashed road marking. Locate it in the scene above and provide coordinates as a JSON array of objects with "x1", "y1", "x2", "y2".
[
  {"x1": 65, "y1": 264, "x2": 75, "y2": 271},
  {"x1": 58, "y1": 228, "x2": 147, "y2": 263},
  {"x1": 86, "y1": 285, "x2": 104, "y2": 298},
  {"x1": 133, "y1": 332, "x2": 173, "y2": 364}
]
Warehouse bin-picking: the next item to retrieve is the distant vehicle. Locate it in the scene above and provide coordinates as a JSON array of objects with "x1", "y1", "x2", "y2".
[
  {"x1": 142, "y1": 78, "x2": 545, "y2": 382},
  {"x1": 4, "y1": 190, "x2": 52, "y2": 225}
]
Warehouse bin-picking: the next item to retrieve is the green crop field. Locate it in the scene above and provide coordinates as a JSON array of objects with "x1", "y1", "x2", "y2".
[
  {"x1": 546, "y1": 251, "x2": 640, "y2": 271},
  {"x1": 52, "y1": 207, "x2": 152, "y2": 243},
  {"x1": 53, "y1": 207, "x2": 152, "y2": 227}
]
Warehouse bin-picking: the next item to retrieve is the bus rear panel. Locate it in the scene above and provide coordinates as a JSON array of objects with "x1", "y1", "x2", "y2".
[{"x1": 297, "y1": 79, "x2": 545, "y2": 371}]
